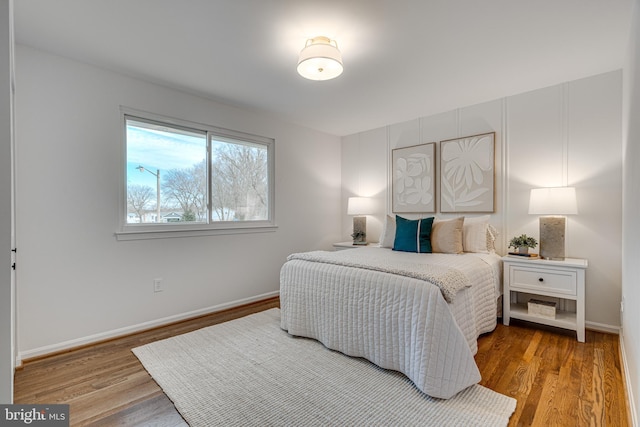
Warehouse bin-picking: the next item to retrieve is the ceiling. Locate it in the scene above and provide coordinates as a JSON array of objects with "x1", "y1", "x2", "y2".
[{"x1": 13, "y1": 0, "x2": 633, "y2": 136}]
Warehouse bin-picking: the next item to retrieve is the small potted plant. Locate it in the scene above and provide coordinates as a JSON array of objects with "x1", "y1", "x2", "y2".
[
  {"x1": 351, "y1": 230, "x2": 367, "y2": 245},
  {"x1": 508, "y1": 234, "x2": 538, "y2": 254}
]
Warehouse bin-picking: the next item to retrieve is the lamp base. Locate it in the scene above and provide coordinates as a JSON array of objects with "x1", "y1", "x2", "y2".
[
  {"x1": 352, "y1": 216, "x2": 367, "y2": 245},
  {"x1": 539, "y1": 216, "x2": 565, "y2": 260}
]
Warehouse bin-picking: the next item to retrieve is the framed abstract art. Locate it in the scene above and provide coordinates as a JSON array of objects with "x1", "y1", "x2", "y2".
[
  {"x1": 440, "y1": 132, "x2": 495, "y2": 213},
  {"x1": 392, "y1": 142, "x2": 435, "y2": 213}
]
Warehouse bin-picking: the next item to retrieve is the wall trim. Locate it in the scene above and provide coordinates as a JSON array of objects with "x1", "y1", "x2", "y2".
[
  {"x1": 17, "y1": 291, "x2": 280, "y2": 366},
  {"x1": 561, "y1": 82, "x2": 569, "y2": 186},
  {"x1": 585, "y1": 320, "x2": 620, "y2": 334},
  {"x1": 386, "y1": 125, "x2": 391, "y2": 214},
  {"x1": 620, "y1": 331, "x2": 639, "y2": 427},
  {"x1": 501, "y1": 97, "x2": 509, "y2": 251}
]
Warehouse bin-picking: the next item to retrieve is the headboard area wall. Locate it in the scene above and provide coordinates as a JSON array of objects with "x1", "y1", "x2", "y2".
[
  {"x1": 341, "y1": 109, "x2": 506, "y2": 254},
  {"x1": 341, "y1": 71, "x2": 623, "y2": 331}
]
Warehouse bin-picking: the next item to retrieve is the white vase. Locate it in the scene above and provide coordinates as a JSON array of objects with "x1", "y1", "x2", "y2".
[{"x1": 518, "y1": 246, "x2": 529, "y2": 254}]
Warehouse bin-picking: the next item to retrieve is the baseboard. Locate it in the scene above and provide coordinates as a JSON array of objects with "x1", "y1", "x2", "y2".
[
  {"x1": 620, "y1": 332, "x2": 638, "y2": 427},
  {"x1": 17, "y1": 291, "x2": 280, "y2": 363},
  {"x1": 585, "y1": 320, "x2": 620, "y2": 335}
]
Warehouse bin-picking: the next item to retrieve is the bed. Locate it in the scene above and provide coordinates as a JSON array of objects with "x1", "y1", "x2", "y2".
[{"x1": 279, "y1": 215, "x2": 502, "y2": 399}]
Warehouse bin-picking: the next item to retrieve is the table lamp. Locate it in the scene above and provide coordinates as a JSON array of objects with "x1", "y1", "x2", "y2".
[
  {"x1": 528, "y1": 187, "x2": 578, "y2": 260},
  {"x1": 347, "y1": 197, "x2": 374, "y2": 245}
]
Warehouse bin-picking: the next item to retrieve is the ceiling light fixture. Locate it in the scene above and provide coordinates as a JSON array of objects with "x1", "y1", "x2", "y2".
[{"x1": 297, "y1": 36, "x2": 343, "y2": 81}]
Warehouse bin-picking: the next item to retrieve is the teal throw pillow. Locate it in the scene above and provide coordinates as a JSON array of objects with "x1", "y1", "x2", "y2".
[{"x1": 393, "y1": 215, "x2": 434, "y2": 253}]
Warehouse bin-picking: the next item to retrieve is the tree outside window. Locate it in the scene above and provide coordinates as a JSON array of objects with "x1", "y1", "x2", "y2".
[{"x1": 124, "y1": 114, "x2": 272, "y2": 228}]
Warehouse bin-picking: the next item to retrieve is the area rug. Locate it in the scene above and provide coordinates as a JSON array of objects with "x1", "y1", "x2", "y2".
[{"x1": 133, "y1": 308, "x2": 516, "y2": 426}]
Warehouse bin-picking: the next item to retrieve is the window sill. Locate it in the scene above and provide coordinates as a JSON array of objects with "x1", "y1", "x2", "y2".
[{"x1": 115, "y1": 223, "x2": 278, "y2": 241}]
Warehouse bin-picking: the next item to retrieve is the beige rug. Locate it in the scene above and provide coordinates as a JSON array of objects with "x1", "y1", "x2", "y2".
[{"x1": 133, "y1": 308, "x2": 516, "y2": 426}]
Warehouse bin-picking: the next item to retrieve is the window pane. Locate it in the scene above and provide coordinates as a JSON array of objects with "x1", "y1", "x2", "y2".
[
  {"x1": 210, "y1": 137, "x2": 269, "y2": 221},
  {"x1": 126, "y1": 117, "x2": 207, "y2": 224}
]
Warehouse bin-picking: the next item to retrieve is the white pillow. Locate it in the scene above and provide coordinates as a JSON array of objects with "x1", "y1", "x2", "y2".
[
  {"x1": 487, "y1": 224, "x2": 498, "y2": 253},
  {"x1": 380, "y1": 215, "x2": 396, "y2": 248},
  {"x1": 463, "y1": 215, "x2": 491, "y2": 253}
]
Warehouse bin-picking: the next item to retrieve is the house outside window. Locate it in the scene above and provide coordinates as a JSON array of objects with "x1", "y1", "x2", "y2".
[{"x1": 118, "y1": 108, "x2": 275, "y2": 240}]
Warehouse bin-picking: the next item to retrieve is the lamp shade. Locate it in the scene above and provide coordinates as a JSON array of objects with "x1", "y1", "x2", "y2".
[
  {"x1": 528, "y1": 187, "x2": 578, "y2": 215},
  {"x1": 347, "y1": 197, "x2": 374, "y2": 216},
  {"x1": 297, "y1": 36, "x2": 343, "y2": 81}
]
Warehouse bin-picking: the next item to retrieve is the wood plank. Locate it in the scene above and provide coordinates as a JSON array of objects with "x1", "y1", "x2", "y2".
[
  {"x1": 603, "y1": 333, "x2": 626, "y2": 426},
  {"x1": 87, "y1": 393, "x2": 188, "y2": 427},
  {"x1": 506, "y1": 355, "x2": 542, "y2": 425},
  {"x1": 531, "y1": 372, "x2": 560, "y2": 425}
]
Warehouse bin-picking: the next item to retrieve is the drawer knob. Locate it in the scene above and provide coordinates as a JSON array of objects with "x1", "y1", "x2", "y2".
[{"x1": 538, "y1": 277, "x2": 544, "y2": 282}]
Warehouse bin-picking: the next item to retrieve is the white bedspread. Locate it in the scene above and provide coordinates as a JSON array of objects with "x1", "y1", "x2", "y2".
[
  {"x1": 287, "y1": 248, "x2": 472, "y2": 303},
  {"x1": 280, "y1": 247, "x2": 501, "y2": 399}
]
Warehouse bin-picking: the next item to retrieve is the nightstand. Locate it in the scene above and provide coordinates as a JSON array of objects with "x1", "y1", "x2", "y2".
[
  {"x1": 502, "y1": 256, "x2": 588, "y2": 342},
  {"x1": 333, "y1": 241, "x2": 370, "y2": 251}
]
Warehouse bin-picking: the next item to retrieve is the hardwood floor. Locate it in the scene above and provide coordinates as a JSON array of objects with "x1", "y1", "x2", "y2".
[
  {"x1": 14, "y1": 298, "x2": 280, "y2": 426},
  {"x1": 476, "y1": 319, "x2": 629, "y2": 426},
  {"x1": 14, "y1": 298, "x2": 629, "y2": 426}
]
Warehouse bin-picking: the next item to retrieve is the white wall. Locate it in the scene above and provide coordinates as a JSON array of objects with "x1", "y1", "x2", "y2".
[
  {"x1": 342, "y1": 71, "x2": 623, "y2": 331},
  {"x1": 14, "y1": 45, "x2": 342, "y2": 359},
  {"x1": 622, "y1": 0, "x2": 640, "y2": 423},
  {"x1": 0, "y1": 0, "x2": 15, "y2": 403}
]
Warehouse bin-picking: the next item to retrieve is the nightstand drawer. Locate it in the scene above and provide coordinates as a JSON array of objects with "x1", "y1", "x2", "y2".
[{"x1": 510, "y1": 266, "x2": 577, "y2": 296}]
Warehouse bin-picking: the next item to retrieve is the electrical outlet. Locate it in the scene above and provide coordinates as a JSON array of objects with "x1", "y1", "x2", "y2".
[{"x1": 153, "y1": 278, "x2": 163, "y2": 293}]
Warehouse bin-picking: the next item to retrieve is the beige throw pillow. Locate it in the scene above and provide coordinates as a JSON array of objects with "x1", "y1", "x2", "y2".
[{"x1": 431, "y1": 217, "x2": 464, "y2": 254}]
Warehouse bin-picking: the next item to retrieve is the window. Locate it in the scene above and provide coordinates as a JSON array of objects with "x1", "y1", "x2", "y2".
[{"x1": 119, "y1": 109, "x2": 275, "y2": 239}]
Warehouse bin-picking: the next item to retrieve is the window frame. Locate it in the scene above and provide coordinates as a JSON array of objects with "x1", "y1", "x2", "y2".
[{"x1": 117, "y1": 107, "x2": 276, "y2": 241}]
